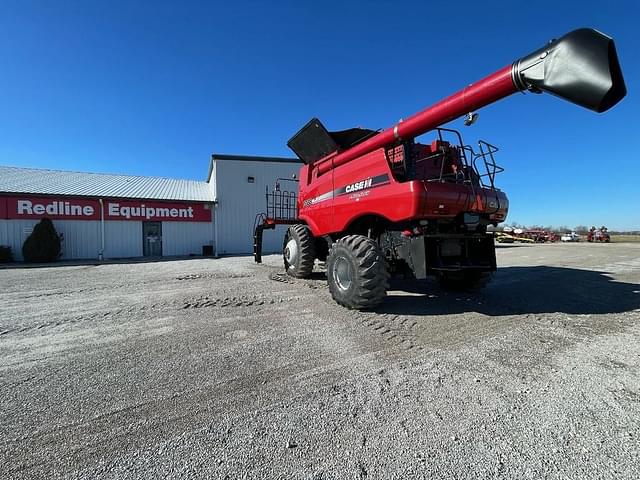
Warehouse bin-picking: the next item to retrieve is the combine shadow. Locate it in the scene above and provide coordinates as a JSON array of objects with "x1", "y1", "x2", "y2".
[
  {"x1": 309, "y1": 271, "x2": 328, "y2": 281},
  {"x1": 379, "y1": 266, "x2": 640, "y2": 316}
]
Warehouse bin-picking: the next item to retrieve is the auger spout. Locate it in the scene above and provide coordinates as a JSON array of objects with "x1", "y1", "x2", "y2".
[{"x1": 291, "y1": 28, "x2": 625, "y2": 175}]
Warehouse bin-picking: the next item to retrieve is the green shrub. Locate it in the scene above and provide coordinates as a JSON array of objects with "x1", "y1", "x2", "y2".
[
  {"x1": 22, "y1": 218, "x2": 62, "y2": 263},
  {"x1": 0, "y1": 246, "x2": 13, "y2": 263}
]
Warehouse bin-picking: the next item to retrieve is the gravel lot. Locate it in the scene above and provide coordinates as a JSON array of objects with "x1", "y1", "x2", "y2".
[{"x1": 1, "y1": 243, "x2": 639, "y2": 479}]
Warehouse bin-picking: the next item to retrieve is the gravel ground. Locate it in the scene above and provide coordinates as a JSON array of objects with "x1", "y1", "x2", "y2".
[{"x1": 1, "y1": 243, "x2": 639, "y2": 479}]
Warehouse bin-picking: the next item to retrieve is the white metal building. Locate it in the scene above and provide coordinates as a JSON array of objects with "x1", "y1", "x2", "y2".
[
  {"x1": 0, "y1": 154, "x2": 301, "y2": 261},
  {"x1": 208, "y1": 154, "x2": 300, "y2": 255}
]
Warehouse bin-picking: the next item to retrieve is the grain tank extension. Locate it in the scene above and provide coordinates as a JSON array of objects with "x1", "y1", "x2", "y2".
[{"x1": 254, "y1": 28, "x2": 626, "y2": 309}]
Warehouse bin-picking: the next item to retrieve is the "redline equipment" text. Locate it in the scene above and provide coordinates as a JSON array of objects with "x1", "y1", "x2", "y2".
[
  {"x1": 17, "y1": 200, "x2": 94, "y2": 217},
  {"x1": 108, "y1": 203, "x2": 194, "y2": 220}
]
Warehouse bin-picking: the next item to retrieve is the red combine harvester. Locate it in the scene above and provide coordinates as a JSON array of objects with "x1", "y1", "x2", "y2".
[
  {"x1": 588, "y1": 226, "x2": 611, "y2": 242},
  {"x1": 254, "y1": 28, "x2": 625, "y2": 309}
]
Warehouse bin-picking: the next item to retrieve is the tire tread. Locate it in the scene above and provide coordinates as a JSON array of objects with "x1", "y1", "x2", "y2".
[
  {"x1": 327, "y1": 234, "x2": 389, "y2": 310},
  {"x1": 284, "y1": 224, "x2": 316, "y2": 278}
]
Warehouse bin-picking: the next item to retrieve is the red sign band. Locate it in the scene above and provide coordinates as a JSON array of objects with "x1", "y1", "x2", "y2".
[{"x1": 1, "y1": 196, "x2": 212, "y2": 222}]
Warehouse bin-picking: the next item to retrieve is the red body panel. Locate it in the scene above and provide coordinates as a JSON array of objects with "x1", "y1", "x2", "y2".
[{"x1": 298, "y1": 147, "x2": 508, "y2": 237}]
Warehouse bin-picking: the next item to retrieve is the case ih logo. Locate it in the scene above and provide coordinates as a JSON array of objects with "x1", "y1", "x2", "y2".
[
  {"x1": 2, "y1": 197, "x2": 211, "y2": 222},
  {"x1": 344, "y1": 178, "x2": 373, "y2": 193},
  {"x1": 302, "y1": 174, "x2": 390, "y2": 207}
]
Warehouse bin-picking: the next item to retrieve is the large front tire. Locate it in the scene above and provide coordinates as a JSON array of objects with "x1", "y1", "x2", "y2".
[
  {"x1": 284, "y1": 224, "x2": 315, "y2": 278},
  {"x1": 326, "y1": 235, "x2": 388, "y2": 310}
]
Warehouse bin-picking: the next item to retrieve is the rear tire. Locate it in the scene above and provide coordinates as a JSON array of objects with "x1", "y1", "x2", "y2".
[
  {"x1": 284, "y1": 224, "x2": 315, "y2": 278},
  {"x1": 439, "y1": 270, "x2": 493, "y2": 292},
  {"x1": 326, "y1": 235, "x2": 389, "y2": 310}
]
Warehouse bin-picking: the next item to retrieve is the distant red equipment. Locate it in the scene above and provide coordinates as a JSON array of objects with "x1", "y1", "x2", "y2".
[
  {"x1": 521, "y1": 230, "x2": 560, "y2": 243},
  {"x1": 588, "y1": 226, "x2": 611, "y2": 243}
]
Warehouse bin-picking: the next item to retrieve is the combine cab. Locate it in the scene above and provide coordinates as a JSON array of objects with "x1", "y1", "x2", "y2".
[{"x1": 254, "y1": 28, "x2": 625, "y2": 309}]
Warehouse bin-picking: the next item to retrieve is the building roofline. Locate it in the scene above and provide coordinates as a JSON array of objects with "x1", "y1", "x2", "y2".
[
  {"x1": 0, "y1": 165, "x2": 214, "y2": 202},
  {"x1": 0, "y1": 192, "x2": 216, "y2": 204},
  {"x1": 207, "y1": 153, "x2": 301, "y2": 183},
  {"x1": 0, "y1": 164, "x2": 206, "y2": 184},
  {"x1": 211, "y1": 153, "x2": 300, "y2": 163}
]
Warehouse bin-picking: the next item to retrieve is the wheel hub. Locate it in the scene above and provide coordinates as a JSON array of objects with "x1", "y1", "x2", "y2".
[
  {"x1": 284, "y1": 238, "x2": 299, "y2": 269},
  {"x1": 333, "y1": 256, "x2": 353, "y2": 291}
]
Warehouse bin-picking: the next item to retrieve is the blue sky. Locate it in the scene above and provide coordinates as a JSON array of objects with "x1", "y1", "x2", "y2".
[{"x1": 1, "y1": 0, "x2": 638, "y2": 230}]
